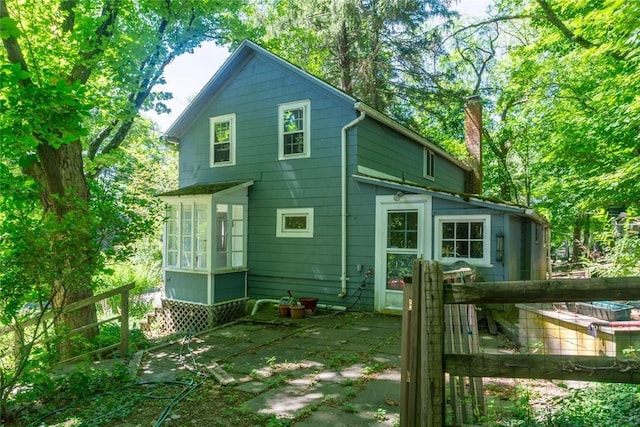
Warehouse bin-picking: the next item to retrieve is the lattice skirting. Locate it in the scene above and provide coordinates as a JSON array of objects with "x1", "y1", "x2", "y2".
[{"x1": 142, "y1": 298, "x2": 247, "y2": 336}]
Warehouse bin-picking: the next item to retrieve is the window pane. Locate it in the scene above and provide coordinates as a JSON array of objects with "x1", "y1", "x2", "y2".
[
  {"x1": 442, "y1": 222, "x2": 455, "y2": 239},
  {"x1": 166, "y1": 205, "x2": 179, "y2": 268},
  {"x1": 456, "y1": 222, "x2": 469, "y2": 239},
  {"x1": 284, "y1": 215, "x2": 307, "y2": 230},
  {"x1": 168, "y1": 252, "x2": 177, "y2": 267},
  {"x1": 470, "y1": 222, "x2": 484, "y2": 239},
  {"x1": 214, "y1": 121, "x2": 230, "y2": 143},
  {"x1": 470, "y1": 241, "x2": 484, "y2": 258},
  {"x1": 284, "y1": 133, "x2": 304, "y2": 155},
  {"x1": 456, "y1": 241, "x2": 469, "y2": 257},
  {"x1": 216, "y1": 204, "x2": 228, "y2": 268},
  {"x1": 181, "y1": 206, "x2": 193, "y2": 268},
  {"x1": 442, "y1": 240, "x2": 455, "y2": 257},
  {"x1": 195, "y1": 204, "x2": 207, "y2": 269},
  {"x1": 232, "y1": 204, "x2": 243, "y2": 219},
  {"x1": 283, "y1": 108, "x2": 304, "y2": 132},
  {"x1": 214, "y1": 143, "x2": 230, "y2": 162},
  {"x1": 232, "y1": 252, "x2": 243, "y2": 267}
]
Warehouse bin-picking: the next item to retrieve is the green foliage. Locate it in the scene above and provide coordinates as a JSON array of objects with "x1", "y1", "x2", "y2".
[
  {"x1": 544, "y1": 383, "x2": 640, "y2": 427},
  {"x1": 586, "y1": 209, "x2": 640, "y2": 277}
]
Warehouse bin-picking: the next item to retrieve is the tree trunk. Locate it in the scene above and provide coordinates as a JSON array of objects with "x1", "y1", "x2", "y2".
[
  {"x1": 572, "y1": 218, "x2": 582, "y2": 262},
  {"x1": 30, "y1": 140, "x2": 99, "y2": 358}
]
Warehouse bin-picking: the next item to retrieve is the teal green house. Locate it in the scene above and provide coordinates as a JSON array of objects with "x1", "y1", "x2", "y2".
[{"x1": 159, "y1": 40, "x2": 548, "y2": 322}]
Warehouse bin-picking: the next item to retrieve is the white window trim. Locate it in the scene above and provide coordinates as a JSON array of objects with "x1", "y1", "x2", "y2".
[
  {"x1": 164, "y1": 200, "x2": 210, "y2": 273},
  {"x1": 434, "y1": 214, "x2": 491, "y2": 266},
  {"x1": 210, "y1": 113, "x2": 236, "y2": 167},
  {"x1": 278, "y1": 100, "x2": 310, "y2": 160},
  {"x1": 423, "y1": 148, "x2": 435, "y2": 180},
  {"x1": 276, "y1": 207, "x2": 314, "y2": 238}
]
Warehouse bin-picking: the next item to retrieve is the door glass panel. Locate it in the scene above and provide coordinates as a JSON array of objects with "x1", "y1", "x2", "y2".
[
  {"x1": 387, "y1": 211, "x2": 418, "y2": 249},
  {"x1": 385, "y1": 210, "x2": 418, "y2": 290},
  {"x1": 386, "y1": 253, "x2": 415, "y2": 290}
]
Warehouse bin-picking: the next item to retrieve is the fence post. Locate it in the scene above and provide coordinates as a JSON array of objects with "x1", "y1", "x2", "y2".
[
  {"x1": 420, "y1": 260, "x2": 445, "y2": 427},
  {"x1": 401, "y1": 260, "x2": 445, "y2": 427},
  {"x1": 120, "y1": 286, "x2": 130, "y2": 358},
  {"x1": 401, "y1": 260, "x2": 420, "y2": 427}
]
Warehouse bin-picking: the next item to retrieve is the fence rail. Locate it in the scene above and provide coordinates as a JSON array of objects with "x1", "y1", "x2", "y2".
[
  {"x1": 400, "y1": 260, "x2": 640, "y2": 427},
  {"x1": 3, "y1": 283, "x2": 134, "y2": 365}
]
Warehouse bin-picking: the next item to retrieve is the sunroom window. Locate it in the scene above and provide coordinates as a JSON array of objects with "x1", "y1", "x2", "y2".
[
  {"x1": 216, "y1": 203, "x2": 245, "y2": 269},
  {"x1": 165, "y1": 202, "x2": 208, "y2": 270},
  {"x1": 435, "y1": 215, "x2": 491, "y2": 265}
]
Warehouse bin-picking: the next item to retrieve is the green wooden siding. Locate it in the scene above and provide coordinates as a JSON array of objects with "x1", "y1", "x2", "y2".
[
  {"x1": 165, "y1": 271, "x2": 208, "y2": 304},
  {"x1": 355, "y1": 117, "x2": 466, "y2": 193},
  {"x1": 213, "y1": 271, "x2": 247, "y2": 302},
  {"x1": 177, "y1": 52, "x2": 359, "y2": 306}
]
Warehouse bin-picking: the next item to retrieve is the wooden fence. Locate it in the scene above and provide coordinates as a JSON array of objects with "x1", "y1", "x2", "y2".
[
  {"x1": 400, "y1": 260, "x2": 640, "y2": 427},
  {"x1": 4, "y1": 283, "x2": 134, "y2": 365}
]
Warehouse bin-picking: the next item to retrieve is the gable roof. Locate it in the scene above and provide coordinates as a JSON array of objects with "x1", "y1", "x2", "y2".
[
  {"x1": 164, "y1": 40, "x2": 355, "y2": 140},
  {"x1": 164, "y1": 40, "x2": 469, "y2": 171}
]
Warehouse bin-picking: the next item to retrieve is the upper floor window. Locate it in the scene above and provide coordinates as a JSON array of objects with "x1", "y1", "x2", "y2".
[
  {"x1": 278, "y1": 100, "x2": 310, "y2": 159},
  {"x1": 210, "y1": 113, "x2": 236, "y2": 167},
  {"x1": 423, "y1": 148, "x2": 435, "y2": 180},
  {"x1": 434, "y1": 215, "x2": 491, "y2": 266}
]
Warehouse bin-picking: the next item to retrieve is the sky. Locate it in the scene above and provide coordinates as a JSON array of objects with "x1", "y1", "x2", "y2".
[{"x1": 146, "y1": 0, "x2": 492, "y2": 132}]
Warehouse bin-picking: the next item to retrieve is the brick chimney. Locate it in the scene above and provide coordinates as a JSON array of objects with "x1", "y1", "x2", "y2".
[{"x1": 464, "y1": 95, "x2": 482, "y2": 194}]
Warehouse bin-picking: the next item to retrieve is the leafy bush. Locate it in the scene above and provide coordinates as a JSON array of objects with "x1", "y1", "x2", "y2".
[{"x1": 544, "y1": 383, "x2": 640, "y2": 427}]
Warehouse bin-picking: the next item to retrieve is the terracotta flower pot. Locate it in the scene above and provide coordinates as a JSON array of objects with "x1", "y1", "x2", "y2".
[
  {"x1": 299, "y1": 297, "x2": 319, "y2": 315},
  {"x1": 279, "y1": 305, "x2": 290, "y2": 317},
  {"x1": 290, "y1": 305, "x2": 305, "y2": 319}
]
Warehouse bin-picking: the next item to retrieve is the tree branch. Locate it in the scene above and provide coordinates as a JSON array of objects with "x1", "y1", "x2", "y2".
[
  {"x1": 535, "y1": 0, "x2": 624, "y2": 60},
  {"x1": 0, "y1": 0, "x2": 31, "y2": 86},
  {"x1": 68, "y1": 0, "x2": 119, "y2": 84},
  {"x1": 534, "y1": 0, "x2": 595, "y2": 49}
]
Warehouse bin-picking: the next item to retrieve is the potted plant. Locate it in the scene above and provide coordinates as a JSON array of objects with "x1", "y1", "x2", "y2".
[{"x1": 289, "y1": 301, "x2": 305, "y2": 319}]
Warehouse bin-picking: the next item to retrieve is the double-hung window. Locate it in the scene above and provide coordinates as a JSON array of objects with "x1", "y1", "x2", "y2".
[
  {"x1": 435, "y1": 215, "x2": 491, "y2": 265},
  {"x1": 210, "y1": 113, "x2": 236, "y2": 167},
  {"x1": 165, "y1": 202, "x2": 208, "y2": 270},
  {"x1": 279, "y1": 100, "x2": 310, "y2": 159}
]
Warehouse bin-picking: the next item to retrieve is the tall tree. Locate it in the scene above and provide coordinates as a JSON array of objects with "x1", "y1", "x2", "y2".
[
  {"x1": 0, "y1": 0, "x2": 252, "y2": 355},
  {"x1": 493, "y1": 0, "x2": 640, "y2": 249},
  {"x1": 256, "y1": 0, "x2": 452, "y2": 113}
]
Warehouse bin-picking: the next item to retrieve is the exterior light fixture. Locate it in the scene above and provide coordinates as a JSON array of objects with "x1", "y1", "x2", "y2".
[{"x1": 393, "y1": 191, "x2": 404, "y2": 201}]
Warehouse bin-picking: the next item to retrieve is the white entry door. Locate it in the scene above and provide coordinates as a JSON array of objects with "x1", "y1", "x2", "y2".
[{"x1": 374, "y1": 195, "x2": 431, "y2": 312}]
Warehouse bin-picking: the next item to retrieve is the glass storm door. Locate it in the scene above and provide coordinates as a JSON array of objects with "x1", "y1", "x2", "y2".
[{"x1": 375, "y1": 196, "x2": 430, "y2": 311}]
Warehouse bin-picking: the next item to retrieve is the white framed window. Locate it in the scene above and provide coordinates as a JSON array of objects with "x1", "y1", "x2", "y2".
[
  {"x1": 165, "y1": 202, "x2": 209, "y2": 270},
  {"x1": 276, "y1": 208, "x2": 314, "y2": 238},
  {"x1": 435, "y1": 215, "x2": 491, "y2": 265},
  {"x1": 278, "y1": 100, "x2": 310, "y2": 159},
  {"x1": 215, "y1": 203, "x2": 246, "y2": 269},
  {"x1": 423, "y1": 148, "x2": 435, "y2": 180},
  {"x1": 210, "y1": 113, "x2": 236, "y2": 167}
]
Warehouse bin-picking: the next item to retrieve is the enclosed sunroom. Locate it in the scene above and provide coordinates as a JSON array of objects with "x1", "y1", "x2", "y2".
[{"x1": 156, "y1": 181, "x2": 252, "y2": 331}]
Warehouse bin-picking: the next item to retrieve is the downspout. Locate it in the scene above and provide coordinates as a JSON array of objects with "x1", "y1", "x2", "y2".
[{"x1": 339, "y1": 110, "x2": 367, "y2": 297}]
